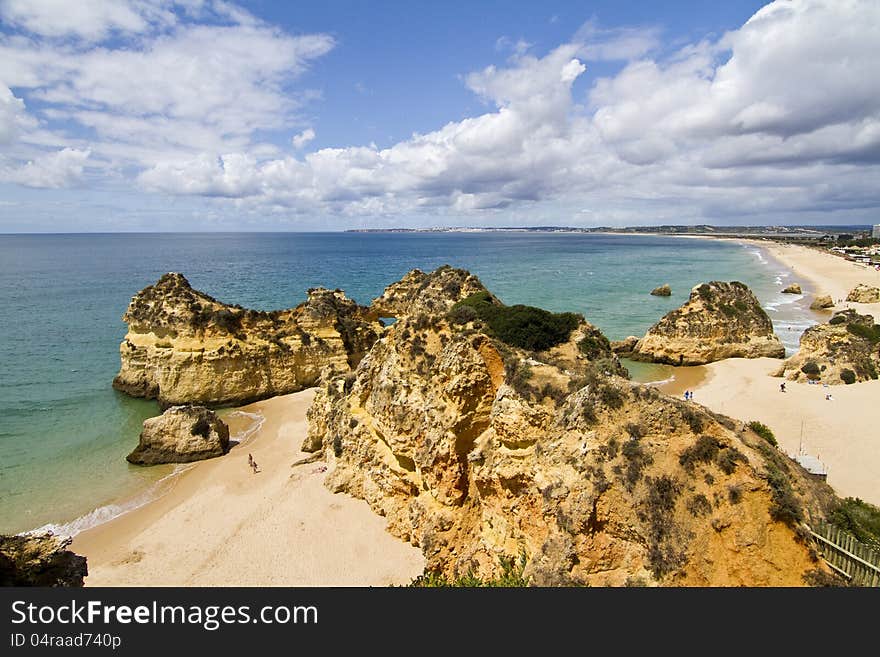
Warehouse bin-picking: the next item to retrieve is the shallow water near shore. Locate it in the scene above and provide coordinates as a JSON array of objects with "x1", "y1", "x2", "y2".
[{"x1": 0, "y1": 232, "x2": 819, "y2": 534}]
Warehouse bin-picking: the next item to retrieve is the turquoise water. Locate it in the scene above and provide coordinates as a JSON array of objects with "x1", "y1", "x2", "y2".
[{"x1": 0, "y1": 232, "x2": 817, "y2": 534}]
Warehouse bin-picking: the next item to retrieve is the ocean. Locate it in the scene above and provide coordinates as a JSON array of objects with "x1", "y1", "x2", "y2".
[{"x1": 0, "y1": 232, "x2": 819, "y2": 534}]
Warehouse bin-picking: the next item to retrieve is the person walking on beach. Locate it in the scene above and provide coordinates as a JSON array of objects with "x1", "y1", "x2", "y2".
[
  {"x1": 248, "y1": 453, "x2": 254, "y2": 468},
  {"x1": 780, "y1": 382, "x2": 786, "y2": 392}
]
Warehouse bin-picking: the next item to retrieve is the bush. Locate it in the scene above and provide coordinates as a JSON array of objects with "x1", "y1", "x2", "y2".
[
  {"x1": 686, "y1": 494, "x2": 712, "y2": 517},
  {"x1": 447, "y1": 304, "x2": 478, "y2": 325},
  {"x1": 450, "y1": 292, "x2": 581, "y2": 351},
  {"x1": 409, "y1": 551, "x2": 529, "y2": 587},
  {"x1": 829, "y1": 498, "x2": 880, "y2": 549},
  {"x1": 829, "y1": 314, "x2": 847, "y2": 325},
  {"x1": 577, "y1": 333, "x2": 611, "y2": 359},
  {"x1": 846, "y1": 322, "x2": 880, "y2": 344},
  {"x1": 679, "y1": 435, "x2": 719, "y2": 472},
  {"x1": 748, "y1": 420, "x2": 777, "y2": 447},
  {"x1": 717, "y1": 447, "x2": 745, "y2": 475},
  {"x1": 727, "y1": 485, "x2": 743, "y2": 505},
  {"x1": 840, "y1": 369, "x2": 856, "y2": 385},
  {"x1": 765, "y1": 465, "x2": 803, "y2": 527}
]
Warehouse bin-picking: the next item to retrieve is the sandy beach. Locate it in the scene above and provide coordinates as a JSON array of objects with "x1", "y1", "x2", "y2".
[
  {"x1": 748, "y1": 239, "x2": 880, "y2": 312},
  {"x1": 684, "y1": 240, "x2": 880, "y2": 506},
  {"x1": 72, "y1": 389, "x2": 425, "y2": 586}
]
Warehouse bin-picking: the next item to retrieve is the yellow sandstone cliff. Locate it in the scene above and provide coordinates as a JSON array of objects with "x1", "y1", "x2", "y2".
[{"x1": 113, "y1": 272, "x2": 382, "y2": 407}]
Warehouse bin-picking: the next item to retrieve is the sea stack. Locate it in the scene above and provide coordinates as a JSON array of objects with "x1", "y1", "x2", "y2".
[
  {"x1": 127, "y1": 405, "x2": 230, "y2": 465},
  {"x1": 631, "y1": 281, "x2": 785, "y2": 365},
  {"x1": 774, "y1": 310, "x2": 880, "y2": 385},
  {"x1": 781, "y1": 283, "x2": 802, "y2": 294},
  {"x1": 650, "y1": 284, "x2": 672, "y2": 297},
  {"x1": 810, "y1": 295, "x2": 834, "y2": 310},
  {"x1": 113, "y1": 273, "x2": 382, "y2": 407},
  {"x1": 306, "y1": 267, "x2": 829, "y2": 586}
]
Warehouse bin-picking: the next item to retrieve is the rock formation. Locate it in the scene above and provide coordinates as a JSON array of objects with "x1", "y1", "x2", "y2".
[
  {"x1": 306, "y1": 269, "x2": 830, "y2": 586},
  {"x1": 611, "y1": 336, "x2": 639, "y2": 355},
  {"x1": 127, "y1": 405, "x2": 230, "y2": 465},
  {"x1": 846, "y1": 284, "x2": 880, "y2": 304},
  {"x1": 630, "y1": 282, "x2": 785, "y2": 365},
  {"x1": 650, "y1": 284, "x2": 672, "y2": 297},
  {"x1": 370, "y1": 265, "x2": 489, "y2": 318},
  {"x1": 810, "y1": 295, "x2": 834, "y2": 310},
  {"x1": 774, "y1": 310, "x2": 880, "y2": 385},
  {"x1": 0, "y1": 533, "x2": 87, "y2": 586},
  {"x1": 113, "y1": 273, "x2": 382, "y2": 407},
  {"x1": 782, "y1": 283, "x2": 802, "y2": 294}
]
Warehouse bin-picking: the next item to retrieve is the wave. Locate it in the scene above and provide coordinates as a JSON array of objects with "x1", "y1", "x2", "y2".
[
  {"x1": 26, "y1": 411, "x2": 265, "y2": 539},
  {"x1": 26, "y1": 464, "x2": 194, "y2": 539}
]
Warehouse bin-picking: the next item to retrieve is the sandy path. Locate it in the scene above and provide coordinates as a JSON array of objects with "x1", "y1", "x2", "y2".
[{"x1": 72, "y1": 389, "x2": 425, "y2": 586}]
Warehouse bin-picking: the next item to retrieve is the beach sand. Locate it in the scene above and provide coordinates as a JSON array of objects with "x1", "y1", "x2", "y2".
[
  {"x1": 685, "y1": 240, "x2": 880, "y2": 506},
  {"x1": 72, "y1": 389, "x2": 426, "y2": 586},
  {"x1": 749, "y1": 239, "x2": 880, "y2": 312},
  {"x1": 691, "y1": 357, "x2": 880, "y2": 505}
]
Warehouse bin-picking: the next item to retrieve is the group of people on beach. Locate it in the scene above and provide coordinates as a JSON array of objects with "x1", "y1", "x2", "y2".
[
  {"x1": 683, "y1": 390, "x2": 694, "y2": 401},
  {"x1": 247, "y1": 453, "x2": 260, "y2": 474}
]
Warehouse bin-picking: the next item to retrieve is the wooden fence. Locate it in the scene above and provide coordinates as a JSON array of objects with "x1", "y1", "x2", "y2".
[{"x1": 809, "y1": 522, "x2": 880, "y2": 586}]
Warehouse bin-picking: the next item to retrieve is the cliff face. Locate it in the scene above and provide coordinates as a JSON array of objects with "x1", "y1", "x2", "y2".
[
  {"x1": 632, "y1": 281, "x2": 785, "y2": 365},
  {"x1": 113, "y1": 273, "x2": 382, "y2": 407},
  {"x1": 306, "y1": 271, "x2": 825, "y2": 586},
  {"x1": 774, "y1": 310, "x2": 880, "y2": 384},
  {"x1": 0, "y1": 534, "x2": 87, "y2": 586}
]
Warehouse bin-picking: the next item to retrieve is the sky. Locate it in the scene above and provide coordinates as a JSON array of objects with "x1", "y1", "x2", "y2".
[{"x1": 1, "y1": 0, "x2": 879, "y2": 232}]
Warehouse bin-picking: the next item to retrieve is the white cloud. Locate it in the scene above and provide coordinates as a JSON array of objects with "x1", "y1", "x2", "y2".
[
  {"x1": 574, "y1": 20, "x2": 662, "y2": 61},
  {"x1": 2, "y1": 148, "x2": 91, "y2": 188},
  {"x1": 0, "y1": 2, "x2": 335, "y2": 185},
  {"x1": 0, "y1": 0, "x2": 170, "y2": 41},
  {"x1": 3, "y1": 0, "x2": 880, "y2": 226},
  {"x1": 292, "y1": 128, "x2": 315, "y2": 150},
  {"x1": 0, "y1": 83, "x2": 27, "y2": 144}
]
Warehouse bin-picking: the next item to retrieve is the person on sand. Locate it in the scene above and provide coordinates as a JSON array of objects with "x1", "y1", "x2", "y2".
[
  {"x1": 780, "y1": 382, "x2": 786, "y2": 393},
  {"x1": 251, "y1": 459, "x2": 260, "y2": 473},
  {"x1": 248, "y1": 453, "x2": 253, "y2": 467}
]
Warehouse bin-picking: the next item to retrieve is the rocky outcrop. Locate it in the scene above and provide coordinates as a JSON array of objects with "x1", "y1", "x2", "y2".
[
  {"x1": 306, "y1": 273, "x2": 829, "y2": 586},
  {"x1": 611, "y1": 336, "x2": 639, "y2": 355},
  {"x1": 631, "y1": 282, "x2": 785, "y2": 365},
  {"x1": 650, "y1": 284, "x2": 672, "y2": 297},
  {"x1": 846, "y1": 284, "x2": 880, "y2": 304},
  {"x1": 782, "y1": 283, "x2": 802, "y2": 294},
  {"x1": 810, "y1": 295, "x2": 834, "y2": 310},
  {"x1": 127, "y1": 405, "x2": 230, "y2": 465},
  {"x1": 774, "y1": 310, "x2": 880, "y2": 385},
  {"x1": 113, "y1": 273, "x2": 382, "y2": 407},
  {"x1": 370, "y1": 265, "x2": 489, "y2": 318},
  {"x1": 0, "y1": 533, "x2": 87, "y2": 586}
]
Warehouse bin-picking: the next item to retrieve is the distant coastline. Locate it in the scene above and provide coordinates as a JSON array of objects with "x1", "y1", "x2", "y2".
[{"x1": 345, "y1": 224, "x2": 872, "y2": 239}]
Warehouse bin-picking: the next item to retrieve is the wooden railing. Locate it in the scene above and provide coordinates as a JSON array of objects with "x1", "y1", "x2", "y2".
[{"x1": 809, "y1": 522, "x2": 880, "y2": 587}]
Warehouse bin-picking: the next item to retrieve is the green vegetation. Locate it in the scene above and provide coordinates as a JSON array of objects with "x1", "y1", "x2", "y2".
[
  {"x1": 840, "y1": 369, "x2": 856, "y2": 385},
  {"x1": 686, "y1": 493, "x2": 712, "y2": 517},
  {"x1": 829, "y1": 498, "x2": 880, "y2": 550},
  {"x1": 748, "y1": 420, "x2": 777, "y2": 447},
  {"x1": 409, "y1": 551, "x2": 529, "y2": 587},
  {"x1": 577, "y1": 332, "x2": 611, "y2": 359},
  {"x1": 829, "y1": 314, "x2": 847, "y2": 325},
  {"x1": 846, "y1": 322, "x2": 880, "y2": 344},
  {"x1": 765, "y1": 463, "x2": 803, "y2": 527},
  {"x1": 449, "y1": 291, "x2": 581, "y2": 351},
  {"x1": 679, "y1": 435, "x2": 744, "y2": 475},
  {"x1": 643, "y1": 475, "x2": 686, "y2": 578}
]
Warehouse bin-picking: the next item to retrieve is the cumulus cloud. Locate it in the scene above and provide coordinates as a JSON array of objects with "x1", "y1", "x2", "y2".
[
  {"x1": 4, "y1": 0, "x2": 880, "y2": 225},
  {"x1": 2, "y1": 148, "x2": 91, "y2": 188},
  {"x1": 0, "y1": 1, "x2": 335, "y2": 186},
  {"x1": 0, "y1": 83, "x2": 27, "y2": 144},
  {"x1": 292, "y1": 128, "x2": 316, "y2": 150}
]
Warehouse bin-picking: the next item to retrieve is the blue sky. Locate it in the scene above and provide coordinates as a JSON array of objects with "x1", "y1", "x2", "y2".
[{"x1": 0, "y1": 0, "x2": 878, "y2": 231}]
